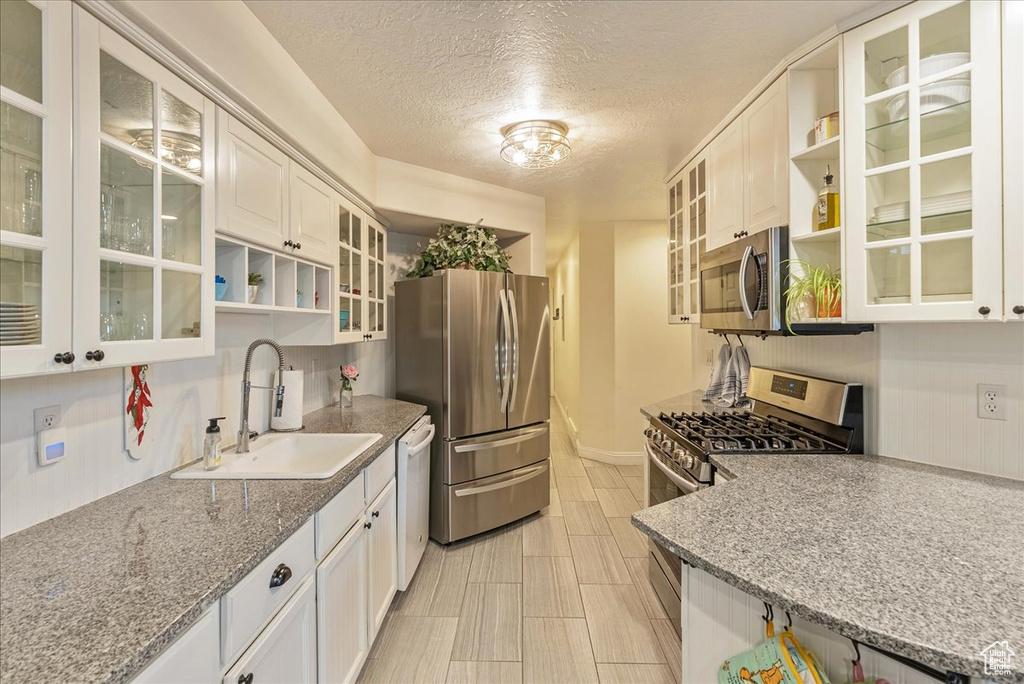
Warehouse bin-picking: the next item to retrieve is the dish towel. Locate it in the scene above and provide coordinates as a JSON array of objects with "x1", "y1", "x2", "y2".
[
  {"x1": 719, "y1": 344, "x2": 752, "y2": 408},
  {"x1": 703, "y1": 343, "x2": 733, "y2": 404}
]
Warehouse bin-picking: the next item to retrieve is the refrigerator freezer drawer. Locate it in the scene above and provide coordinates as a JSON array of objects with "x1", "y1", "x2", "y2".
[
  {"x1": 444, "y1": 461, "x2": 550, "y2": 543},
  {"x1": 444, "y1": 424, "x2": 550, "y2": 485}
]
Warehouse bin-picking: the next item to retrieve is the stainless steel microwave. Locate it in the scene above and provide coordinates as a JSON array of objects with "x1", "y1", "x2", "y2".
[{"x1": 699, "y1": 225, "x2": 788, "y2": 333}]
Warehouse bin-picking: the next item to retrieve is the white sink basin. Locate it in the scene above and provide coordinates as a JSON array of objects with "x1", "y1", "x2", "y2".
[{"x1": 171, "y1": 432, "x2": 383, "y2": 480}]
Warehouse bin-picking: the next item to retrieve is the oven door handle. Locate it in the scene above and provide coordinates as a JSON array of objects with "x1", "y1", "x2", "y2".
[
  {"x1": 738, "y1": 244, "x2": 756, "y2": 320},
  {"x1": 646, "y1": 443, "x2": 700, "y2": 494}
]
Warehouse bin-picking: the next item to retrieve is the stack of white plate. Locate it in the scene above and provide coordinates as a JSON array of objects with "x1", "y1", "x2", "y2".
[
  {"x1": 872, "y1": 190, "x2": 972, "y2": 224},
  {"x1": 884, "y1": 52, "x2": 971, "y2": 123},
  {"x1": 0, "y1": 302, "x2": 42, "y2": 346}
]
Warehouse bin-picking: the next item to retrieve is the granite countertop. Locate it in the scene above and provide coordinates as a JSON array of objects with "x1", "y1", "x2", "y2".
[
  {"x1": 632, "y1": 446, "x2": 1024, "y2": 682},
  {"x1": 0, "y1": 395, "x2": 426, "y2": 684},
  {"x1": 640, "y1": 390, "x2": 744, "y2": 420}
]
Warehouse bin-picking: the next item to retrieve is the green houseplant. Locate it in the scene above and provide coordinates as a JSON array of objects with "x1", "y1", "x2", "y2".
[
  {"x1": 407, "y1": 222, "x2": 512, "y2": 278},
  {"x1": 247, "y1": 272, "x2": 264, "y2": 304},
  {"x1": 784, "y1": 260, "x2": 842, "y2": 333}
]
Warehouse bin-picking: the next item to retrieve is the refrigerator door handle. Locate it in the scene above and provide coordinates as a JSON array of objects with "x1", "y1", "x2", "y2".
[
  {"x1": 508, "y1": 288, "x2": 520, "y2": 412},
  {"x1": 498, "y1": 288, "x2": 512, "y2": 412}
]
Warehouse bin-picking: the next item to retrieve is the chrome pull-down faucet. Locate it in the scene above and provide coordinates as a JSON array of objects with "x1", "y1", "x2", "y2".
[{"x1": 237, "y1": 338, "x2": 286, "y2": 453}]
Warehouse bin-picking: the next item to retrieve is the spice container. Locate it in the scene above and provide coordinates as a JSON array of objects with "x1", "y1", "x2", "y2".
[{"x1": 814, "y1": 111, "x2": 840, "y2": 144}]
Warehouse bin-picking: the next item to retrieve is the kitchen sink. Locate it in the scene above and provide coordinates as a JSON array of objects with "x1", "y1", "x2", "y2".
[{"x1": 171, "y1": 432, "x2": 383, "y2": 480}]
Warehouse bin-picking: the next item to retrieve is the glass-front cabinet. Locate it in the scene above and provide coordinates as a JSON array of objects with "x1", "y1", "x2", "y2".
[
  {"x1": 336, "y1": 198, "x2": 387, "y2": 343},
  {"x1": 0, "y1": 0, "x2": 73, "y2": 377},
  {"x1": 667, "y1": 155, "x2": 706, "y2": 324},
  {"x1": 73, "y1": 11, "x2": 215, "y2": 367},
  {"x1": 844, "y1": 0, "x2": 1002, "y2": 321}
]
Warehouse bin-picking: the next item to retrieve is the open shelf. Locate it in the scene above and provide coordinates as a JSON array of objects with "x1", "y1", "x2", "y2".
[
  {"x1": 866, "y1": 100, "x2": 970, "y2": 153},
  {"x1": 791, "y1": 226, "x2": 842, "y2": 244},
  {"x1": 791, "y1": 136, "x2": 840, "y2": 161},
  {"x1": 214, "y1": 235, "x2": 333, "y2": 314}
]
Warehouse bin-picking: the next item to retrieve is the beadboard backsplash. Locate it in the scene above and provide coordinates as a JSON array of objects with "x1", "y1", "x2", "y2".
[{"x1": 698, "y1": 323, "x2": 1024, "y2": 480}]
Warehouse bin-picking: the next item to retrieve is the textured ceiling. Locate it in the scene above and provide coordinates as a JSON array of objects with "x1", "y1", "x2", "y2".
[{"x1": 245, "y1": 0, "x2": 881, "y2": 267}]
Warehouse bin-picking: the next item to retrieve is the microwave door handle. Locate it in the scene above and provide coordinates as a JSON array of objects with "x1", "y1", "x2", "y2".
[
  {"x1": 645, "y1": 443, "x2": 699, "y2": 494},
  {"x1": 738, "y1": 245, "x2": 755, "y2": 320},
  {"x1": 498, "y1": 288, "x2": 511, "y2": 411}
]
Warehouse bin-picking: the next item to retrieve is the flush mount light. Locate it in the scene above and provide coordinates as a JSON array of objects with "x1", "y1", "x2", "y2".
[
  {"x1": 131, "y1": 130, "x2": 203, "y2": 173},
  {"x1": 500, "y1": 120, "x2": 571, "y2": 169}
]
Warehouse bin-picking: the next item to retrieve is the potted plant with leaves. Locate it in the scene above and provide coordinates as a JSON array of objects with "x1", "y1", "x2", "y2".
[
  {"x1": 247, "y1": 272, "x2": 264, "y2": 304},
  {"x1": 407, "y1": 221, "x2": 513, "y2": 278},
  {"x1": 784, "y1": 260, "x2": 842, "y2": 333}
]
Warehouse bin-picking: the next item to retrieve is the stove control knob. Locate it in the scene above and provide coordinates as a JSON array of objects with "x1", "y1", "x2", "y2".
[
  {"x1": 681, "y1": 454, "x2": 695, "y2": 469},
  {"x1": 644, "y1": 428, "x2": 656, "y2": 439},
  {"x1": 660, "y1": 438, "x2": 675, "y2": 451}
]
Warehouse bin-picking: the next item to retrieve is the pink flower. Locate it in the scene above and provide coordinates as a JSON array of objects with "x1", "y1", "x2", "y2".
[{"x1": 342, "y1": 365, "x2": 359, "y2": 380}]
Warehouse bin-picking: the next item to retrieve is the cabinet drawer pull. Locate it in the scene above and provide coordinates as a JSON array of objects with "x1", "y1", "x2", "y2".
[
  {"x1": 238, "y1": 673, "x2": 254, "y2": 684},
  {"x1": 978, "y1": 306, "x2": 991, "y2": 316},
  {"x1": 1014, "y1": 305, "x2": 1024, "y2": 315},
  {"x1": 268, "y1": 563, "x2": 292, "y2": 588},
  {"x1": 54, "y1": 351, "x2": 74, "y2": 364},
  {"x1": 371, "y1": 510, "x2": 380, "y2": 518},
  {"x1": 85, "y1": 349, "x2": 104, "y2": 362},
  {"x1": 364, "y1": 521, "x2": 372, "y2": 529}
]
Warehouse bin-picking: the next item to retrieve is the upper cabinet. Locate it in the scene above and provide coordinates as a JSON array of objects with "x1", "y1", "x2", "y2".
[
  {"x1": 0, "y1": 0, "x2": 73, "y2": 378},
  {"x1": 1004, "y1": 0, "x2": 1024, "y2": 321},
  {"x1": 74, "y1": 11, "x2": 216, "y2": 369},
  {"x1": 335, "y1": 199, "x2": 387, "y2": 344},
  {"x1": 289, "y1": 164, "x2": 336, "y2": 264},
  {"x1": 706, "y1": 75, "x2": 790, "y2": 252},
  {"x1": 844, "y1": 0, "x2": 1003, "y2": 322},
  {"x1": 667, "y1": 154, "x2": 707, "y2": 324}
]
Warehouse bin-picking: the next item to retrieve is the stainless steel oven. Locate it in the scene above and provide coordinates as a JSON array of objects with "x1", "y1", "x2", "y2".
[
  {"x1": 644, "y1": 426, "x2": 710, "y2": 637},
  {"x1": 699, "y1": 225, "x2": 788, "y2": 333}
]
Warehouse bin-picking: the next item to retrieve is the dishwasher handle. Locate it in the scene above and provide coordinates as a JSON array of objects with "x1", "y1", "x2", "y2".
[{"x1": 405, "y1": 424, "x2": 435, "y2": 457}]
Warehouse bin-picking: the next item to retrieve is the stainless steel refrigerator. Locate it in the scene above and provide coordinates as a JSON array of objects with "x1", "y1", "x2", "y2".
[{"x1": 396, "y1": 270, "x2": 551, "y2": 543}]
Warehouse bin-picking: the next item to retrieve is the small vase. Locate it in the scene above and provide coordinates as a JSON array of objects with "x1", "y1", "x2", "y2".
[
  {"x1": 247, "y1": 285, "x2": 259, "y2": 304},
  {"x1": 340, "y1": 388, "x2": 353, "y2": 408}
]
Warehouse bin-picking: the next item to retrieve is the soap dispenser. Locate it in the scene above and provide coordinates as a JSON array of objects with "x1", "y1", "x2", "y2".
[{"x1": 204, "y1": 417, "x2": 226, "y2": 470}]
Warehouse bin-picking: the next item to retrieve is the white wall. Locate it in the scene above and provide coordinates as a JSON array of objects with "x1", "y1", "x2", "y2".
[
  {"x1": 695, "y1": 323, "x2": 1024, "y2": 480},
  {"x1": 551, "y1": 236, "x2": 580, "y2": 437}
]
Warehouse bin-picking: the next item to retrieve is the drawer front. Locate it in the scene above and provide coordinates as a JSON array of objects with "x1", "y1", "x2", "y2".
[
  {"x1": 316, "y1": 472, "x2": 365, "y2": 559},
  {"x1": 132, "y1": 604, "x2": 219, "y2": 684},
  {"x1": 365, "y1": 443, "x2": 396, "y2": 503},
  {"x1": 445, "y1": 424, "x2": 549, "y2": 485},
  {"x1": 445, "y1": 460, "x2": 550, "y2": 542},
  {"x1": 221, "y1": 518, "x2": 315, "y2": 666}
]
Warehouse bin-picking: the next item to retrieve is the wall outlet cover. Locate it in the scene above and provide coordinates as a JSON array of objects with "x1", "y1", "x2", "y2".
[
  {"x1": 977, "y1": 384, "x2": 1007, "y2": 421},
  {"x1": 33, "y1": 405, "x2": 61, "y2": 432}
]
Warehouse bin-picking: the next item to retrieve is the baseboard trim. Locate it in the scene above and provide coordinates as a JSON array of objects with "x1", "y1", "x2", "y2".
[
  {"x1": 574, "y1": 440, "x2": 644, "y2": 467},
  {"x1": 552, "y1": 394, "x2": 578, "y2": 442}
]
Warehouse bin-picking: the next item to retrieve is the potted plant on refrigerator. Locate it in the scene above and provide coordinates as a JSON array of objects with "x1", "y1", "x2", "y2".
[
  {"x1": 407, "y1": 222, "x2": 513, "y2": 278},
  {"x1": 784, "y1": 261, "x2": 843, "y2": 333}
]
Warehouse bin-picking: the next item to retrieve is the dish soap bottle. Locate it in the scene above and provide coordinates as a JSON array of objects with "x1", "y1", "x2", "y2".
[
  {"x1": 204, "y1": 417, "x2": 226, "y2": 470},
  {"x1": 815, "y1": 166, "x2": 840, "y2": 231}
]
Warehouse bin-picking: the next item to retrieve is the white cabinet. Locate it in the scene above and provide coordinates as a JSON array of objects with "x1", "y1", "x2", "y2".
[
  {"x1": 216, "y1": 110, "x2": 289, "y2": 250},
  {"x1": 743, "y1": 74, "x2": 789, "y2": 235},
  {"x1": 1004, "y1": 0, "x2": 1024, "y2": 321},
  {"x1": 132, "y1": 604, "x2": 220, "y2": 684},
  {"x1": 289, "y1": 164, "x2": 336, "y2": 265},
  {"x1": 224, "y1": 576, "x2": 317, "y2": 684},
  {"x1": 667, "y1": 154, "x2": 707, "y2": 324},
  {"x1": 707, "y1": 118, "x2": 744, "y2": 252},
  {"x1": 336, "y1": 198, "x2": 388, "y2": 344},
  {"x1": 0, "y1": 0, "x2": 73, "y2": 378},
  {"x1": 366, "y1": 477, "x2": 398, "y2": 642},
  {"x1": 317, "y1": 518, "x2": 369, "y2": 684},
  {"x1": 706, "y1": 76, "x2": 789, "y2": 253},
  {"x1": 843, "y1": 0, "x2": 1003, "y2": 322}
]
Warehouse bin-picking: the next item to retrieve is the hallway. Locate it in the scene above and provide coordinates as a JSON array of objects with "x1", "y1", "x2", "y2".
[{"x1": 357, "y1": 401, "x2": 680, "y2": 683}]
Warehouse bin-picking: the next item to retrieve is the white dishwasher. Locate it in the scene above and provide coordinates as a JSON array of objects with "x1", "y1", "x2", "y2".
[{"x1": 397, "y1": 414, "x2": 434, "y2": 590}]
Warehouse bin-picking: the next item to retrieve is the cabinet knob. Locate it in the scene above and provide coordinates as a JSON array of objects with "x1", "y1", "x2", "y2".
[
  {"x1": 268, "y1": 563, "x2": 292, "y2": 588},
  {"x1": 283, "y1": 240, "x2": 293, "y2": 248},
  {"x1": 85, "y1": 349, "x2": 104, "y2": 362},
  {"x1": 294, "y1": 242, "x2": 301, "y2": 250},
  {"x1": 978, "y1": 306, "x2": 991, "y2": 316},
  {"x1": 1014, "y1": 305, "x2": 1024, "y2": 315},
  {"x1": 364, "y1": 521, "x2": 372, "y2": 529},
  {"x1": 371, "y1": 510, "x2": 380, "y2": 518},
  {"x1": 54, "y1": 351, "x2": 75, "y2": 364},
  {"x1": 237, "y1": 674, "x2": 254, "y2": 684}
]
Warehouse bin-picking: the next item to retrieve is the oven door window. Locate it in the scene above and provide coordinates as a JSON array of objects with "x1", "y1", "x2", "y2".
[{"x1": 648, "y1": 453, "x2": 699, "y2": 506}]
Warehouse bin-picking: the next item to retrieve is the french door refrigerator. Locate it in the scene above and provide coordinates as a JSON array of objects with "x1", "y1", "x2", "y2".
[{"x1": 396, "y1": 269, "x2": 551, "y2": 543}]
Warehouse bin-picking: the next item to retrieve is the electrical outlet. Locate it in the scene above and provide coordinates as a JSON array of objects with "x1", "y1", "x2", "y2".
[
  {"x1": 977, "y1": 384, "x2": 1007, "y2": 421},
  {"x1": 34, "y1": 405, "x2": 62, "y2": 432},
  {"x1": 705, "y1": 349, "x2": 714, "y2": 366}
]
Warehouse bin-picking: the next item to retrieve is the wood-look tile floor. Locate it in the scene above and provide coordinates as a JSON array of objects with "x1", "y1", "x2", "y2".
[{"x1": 358, "y1": 402, "x2": 681, "y2": 684}]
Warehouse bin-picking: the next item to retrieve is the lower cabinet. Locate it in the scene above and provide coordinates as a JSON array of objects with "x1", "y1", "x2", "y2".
[
  {"x1": 366, "y1": 478, "x2": 398, "y2": 643},
  {"x1": 317, "y1": 518, "x2": 369, "y2": 684},
  {"x1": 132, "y1": 604, "x2": 220, "y2": 683},
  {"x1": 224, "y1": 576, "x2": 317, "y2": 684}
]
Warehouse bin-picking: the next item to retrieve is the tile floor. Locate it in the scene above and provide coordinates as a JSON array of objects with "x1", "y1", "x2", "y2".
[{"x1": 357, "y1": 403, "x2": 681, "y2": 684}]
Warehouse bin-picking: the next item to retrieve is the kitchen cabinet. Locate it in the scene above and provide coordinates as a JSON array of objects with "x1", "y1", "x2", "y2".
[
  {"x1": 336, "y1": 197, "x2": 388, "y2": 344},
  {"x1": 0, "y1": 0, "x2": 73, "y2": 378},
  {"x1": 317, "y1": 516, "x2": 369, "y2": 684},
  {"x1": 667, "y1": 154, "x2": 707, "y2": 324},
  {"x1": 132, "y1": 604, "x2": 220, "y2": 684},
  {"x1": 366, "y1": 477, "x2": 398, "y2": 642},
  {"x1": 1004, "y1": 0, "x2": 1024, "y2": 321},
  {"x1": 706, "y1": 75, "x2": 789, "y2": 253},
  {"x1": 289, "y1": 163, "x2": 336, "y2": 264},
  {"x1": 843, "y1": 0, "x2": 1003, "y2": 322},
  {"x1": 223, "y1": 576, "x2": 317, "y2": 684}
]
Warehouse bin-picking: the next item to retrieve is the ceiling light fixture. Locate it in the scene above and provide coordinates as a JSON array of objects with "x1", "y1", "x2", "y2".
[
  {"x1": 131, "y1": 130, "x2": 203, "y2": 173},
  {"x1": 500, "y1": 120, "x2": 571, "y2": 169}
]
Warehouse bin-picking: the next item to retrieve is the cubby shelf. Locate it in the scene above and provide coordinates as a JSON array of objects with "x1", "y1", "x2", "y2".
[
  {"x1": 214, "y1": 236, "x2": 332, "y2": 314},
  {"x1": 791, "y1": 226, "x2": 842, "y2": 244},
  {"x1": 790, "y1": 136, "x2": 840, "y2": 161}
]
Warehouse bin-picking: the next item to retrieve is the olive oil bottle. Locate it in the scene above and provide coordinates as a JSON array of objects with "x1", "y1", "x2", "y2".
[{"x1": 814, "y1": 166, "x2": 840, "y2": 231}]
